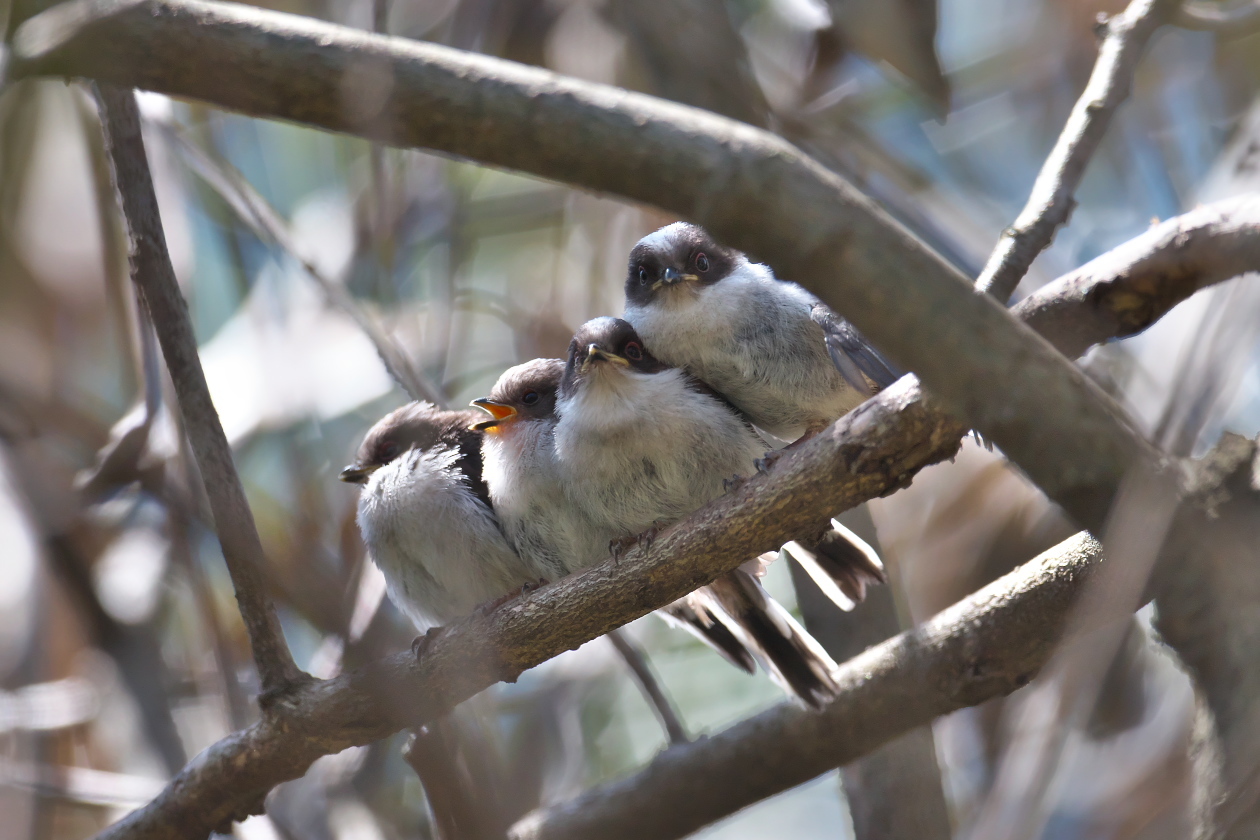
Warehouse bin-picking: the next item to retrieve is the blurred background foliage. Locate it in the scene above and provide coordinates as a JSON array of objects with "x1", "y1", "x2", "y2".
[{"x1": 1, "y1": 0, "x2": 1259, "y2": 837}]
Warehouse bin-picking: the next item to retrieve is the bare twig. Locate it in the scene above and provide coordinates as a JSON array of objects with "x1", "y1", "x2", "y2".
[
  {"x1": 91, "y1": 83, "x2": 304, "y2": 699},
  {"x1": 973, "y1": 0, "x2": 1178, "y2": 301},
  {"x1": 606, "y1": 629, "x2": 689, "y2": 746},
  {"x1": 509, "y1": 533, "x2": 1107, "y2": 840}
]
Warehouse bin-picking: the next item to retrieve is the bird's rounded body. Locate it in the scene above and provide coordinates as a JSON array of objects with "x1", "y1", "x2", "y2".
[
  {"x1": 625, "y1": 261, "x2": 866, "y2": 440},
  {"x1": 554, "y1": 363, "x2": 765, "y2": 556},
  {"x1": 355, "y1": 442, "x2": 538, "y2": 629}
]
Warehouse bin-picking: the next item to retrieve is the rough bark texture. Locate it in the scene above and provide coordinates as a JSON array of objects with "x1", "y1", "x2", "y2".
[
  {"x1": 1153, "y1": 435, "x2": 1260, "y2": 839},
  {"x1": 509, "y1": 533, "x2": 1105, "y2": 840}
]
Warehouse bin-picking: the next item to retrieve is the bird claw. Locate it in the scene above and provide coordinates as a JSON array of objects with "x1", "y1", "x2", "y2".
[
  {"x1": 411, "y1": 625, "x2": 445, "y2": 659},
  {"x1": 610, "y1": 524, "x2": 664, "y2": 561},
  {"x1": 473, "y1": 578, "x2": 550, "y2": 616},
  {"x1": 724, "y1": 474, "x2": 747, "y2": 494},
  {"x1": 755, "y1": 450, "x2": 784, "y2": 474}
]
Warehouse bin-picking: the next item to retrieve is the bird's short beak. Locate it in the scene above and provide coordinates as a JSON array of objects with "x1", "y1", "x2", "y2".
[
  {"x1": 339, "y1": 464, "x2": 379, "y2": 484},
  {"x1": 658, "y1": 266, "x2": 700, "y2": 288},
  {"x1": 471, "y1": 398, "x2": 517, "y2": 431},
  {"x1": 580, "y1": 344, "x2": 631, "y2": 373}
]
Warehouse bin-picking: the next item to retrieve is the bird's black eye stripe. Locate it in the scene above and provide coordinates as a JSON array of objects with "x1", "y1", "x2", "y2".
[
  {"x1": 695, "y1": 252, "x2": 710, "y2": 272},
  {"x1": 624, "y1": 341, "x2": 643, "y2": 361},
  {"x1": 522, "y1": 390, "x2": 539, "y2": 405},
  {"x1": 378, "y1": 440, "x2": 401, "y2": 462},
  {"x1": 638, "y1": 266, "x2": 648, "y2": 285}
]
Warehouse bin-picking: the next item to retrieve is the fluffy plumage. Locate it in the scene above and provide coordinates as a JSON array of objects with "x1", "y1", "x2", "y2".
[
  {"x1": 341, "y1": 402, "x2": 546, "y2": 629},
  {"x1": 623, "y1": 222, "x2": 900, "y2": 440},
  {"x1": 551, "y1": 317, "x2": 845, "y2": 707}
]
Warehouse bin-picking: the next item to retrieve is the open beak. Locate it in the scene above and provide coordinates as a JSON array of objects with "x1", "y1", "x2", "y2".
[
  {"x1": 580, "y1": 344, "x2": 631, "y2": 373},
  {"x1": 339, "y1": 463, "x2": 379, "y2": 484},
  {"x1": 654, "y1": 266, "x2": 700, "y2": 290},
  {"x1": 471, "y1": 398, "x2": 518, "y2": 431}
]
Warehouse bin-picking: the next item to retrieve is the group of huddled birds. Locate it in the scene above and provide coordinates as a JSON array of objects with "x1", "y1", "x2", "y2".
[{"x1": 339, "y1": 223, "x2": 901, "y2": 709}]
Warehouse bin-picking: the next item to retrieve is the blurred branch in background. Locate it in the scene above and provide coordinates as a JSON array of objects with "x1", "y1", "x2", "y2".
[{"x1": 792, "y1": 506, "x2": 952, "y2": 840}]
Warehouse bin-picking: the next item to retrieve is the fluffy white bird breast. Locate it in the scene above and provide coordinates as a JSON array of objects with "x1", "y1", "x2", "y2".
[
  {"x1": 355, "y1": 446, "x2": 530, "y2": 628},
  {"x1": 554, "y1": 365, "x2": 765, "y2": 533}
]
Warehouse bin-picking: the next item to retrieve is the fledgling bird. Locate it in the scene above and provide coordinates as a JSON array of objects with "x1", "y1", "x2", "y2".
[
  {"x1": 474, "y1": 359, "x2": 759, "y2": 679},
  {"x1": 623, "y1": 222, "x2": 901, "y2": 442},
  {"x1": 339, "y1": 402, "x2": 550, "y2": 630},
  {"x1": 546, "y1": 317, "x2": 884, "y2": 707}
]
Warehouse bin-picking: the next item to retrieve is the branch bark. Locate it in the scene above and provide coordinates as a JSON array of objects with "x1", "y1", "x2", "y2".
[
  {"x1": 91, "y1": 83, "x2": 305, "y2": 698},
  {"x1": 973, "y1": 0, "x2": 1179, "y2": 301},
  {"x1": 13, "y1": 0, "x2": 1152, "y2": 523},
  {"x1": 511, "y1": 533, "x2": 1106, "y2": 840},
  {"x1": 78, "y1": 198, "x2": 1260, "y2": 840}
]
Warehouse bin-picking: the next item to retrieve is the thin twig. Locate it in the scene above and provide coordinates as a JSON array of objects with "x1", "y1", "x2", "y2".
[
  {"x1": 606, "y1": 629, "x2": 689, "y2": 746},
  {"x1": 91, "y1": 82, "x2": 305, "y2": 699},
  {"x1": 973, "y1": 0, "x2": 1178, "y2": 301}
]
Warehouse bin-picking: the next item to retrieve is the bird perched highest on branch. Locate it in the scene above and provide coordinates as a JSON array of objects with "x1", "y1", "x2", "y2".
[
  {"x1": 622, "y1": 222, "x2": 901, "y2": 443},
  {"x1": 480, "y1": 317, "x2": 884, "y2": 708},
  {"x1": 339, "y1": 402, "x2": 554, "y2": 630}
]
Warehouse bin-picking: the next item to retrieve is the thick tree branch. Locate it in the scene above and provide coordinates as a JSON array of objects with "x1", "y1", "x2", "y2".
[
  {"x1": 82, "y1": 200, "x2": 1260, "y2": 840},
  {"x1": 510, "y1": 533, "x2": 1106, "y2": 840},
  {"x1": 92, "y1": 83, "x2": 305, "y2": 697},
  {"x1": 973, "y1": 0, "x2": 1178, "y2": 301},
  {"x1": 14, "y1": 0, "x2": 1152, "y2": 521},
  {"x1": 1014, "y1": 197, "x2": 1260, "y2": 358}
]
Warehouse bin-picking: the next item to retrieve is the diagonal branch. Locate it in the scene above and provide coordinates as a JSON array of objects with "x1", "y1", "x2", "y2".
[
  {"x1": 92, "y1": 83, "x2": 305, "y2": 698},
  {"x1": 12, "y1": 0, "x2": 1152, "y2": 520},
  {"x1": 85, "y1": 199, "x2": 1260, "y2": 840},
  {"x1": 510, "y1": 533, "x2": 1107, "y2": 840},
  {"x1": 973, "y1": 0, "x2": 1179, "y2": 301}
]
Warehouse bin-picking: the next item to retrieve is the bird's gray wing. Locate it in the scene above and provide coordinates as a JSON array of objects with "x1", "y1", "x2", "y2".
[{"x1": 809, "y1": 302, "x2": 901, "y2": 394}]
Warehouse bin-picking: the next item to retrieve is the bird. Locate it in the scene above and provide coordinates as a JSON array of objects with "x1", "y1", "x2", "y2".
[
  {"x1": 622, "y1": 221, "x2": 901, "y2": 443},
  {"x1": 339, "y1": 402, "x2": 552, "y2": 630},
  {"x1": 544, "y1": 317, "x2": 884, "y2": 707},
  {"x1": 473, "y1": 358, "x2": 764, "y2": 689}
]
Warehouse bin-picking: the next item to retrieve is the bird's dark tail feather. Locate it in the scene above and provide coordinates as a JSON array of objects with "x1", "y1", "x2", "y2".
[
  {"x1": 659, "y1": 596, "x2": 757, "y2": 674},
  {"x1": 706, "y1": 570, "x2": 840, "y2": 710},
  {"x1": 784, "y1": 518, "x2": 887, "y2": 611}
]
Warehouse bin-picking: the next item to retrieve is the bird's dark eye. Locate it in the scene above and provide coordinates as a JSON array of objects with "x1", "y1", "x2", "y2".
[
  {"x1": 522, "y1": 390, "x2": 540, "y2": 405},
  {"x1": 377, "y1": 440, "x2": 401, "y2": 462},
  {"x1": 624, "y1": 342, "x2": 643, "y2": 361},
  {"x1": 695, "y1": 252, "x2": 710, "y2": 272},
  {"x1": 638, "y1": 266, "x2": 649, "y2": 285}
]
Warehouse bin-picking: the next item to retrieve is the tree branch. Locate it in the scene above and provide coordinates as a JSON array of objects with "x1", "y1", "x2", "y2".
[
  {"x1": 13, "y1": 0, "x2": 1153, "y2": 521},
  {"x1": 510, "y1": 533, "x2": 1106, "y2": 840},
  {"x1": 82, "y1": 199, "x2": 1260, "y2": 840},
  {"x1": 91, "y1": 83, "x2": 305, "y2": 698},
  {"x1": 973, "y1": 0, "x2": 1178, "y2": 301},
  {"x1": 1014, "y1": 196, "x2": 1260, "y2": 358}
]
